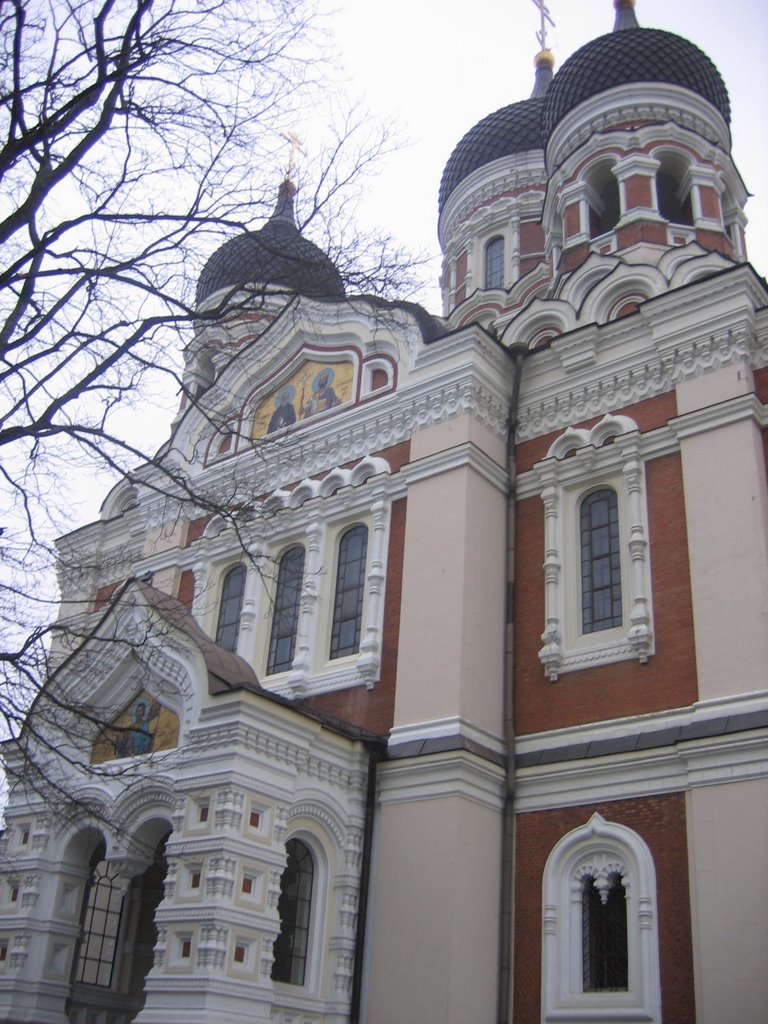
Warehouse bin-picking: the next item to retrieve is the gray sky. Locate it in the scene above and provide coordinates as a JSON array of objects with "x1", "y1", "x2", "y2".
[{"x1": 319, "y1": 0, "x2": 768, "y2": 309}]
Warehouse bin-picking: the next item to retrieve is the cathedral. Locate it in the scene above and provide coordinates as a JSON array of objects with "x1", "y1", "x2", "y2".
[{"x1": 1, "y1": 1, "x2": 766, "y2": 1021}]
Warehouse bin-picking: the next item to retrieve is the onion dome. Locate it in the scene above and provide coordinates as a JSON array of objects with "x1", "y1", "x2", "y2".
[
  {"x1": 438, "y1": 50, "x2": 554, "y2": 216},
  {"x1": 196, "y1": 179, "x2": 345, "y2": 306},
  {"x1": 543, "y1": 5, "x2": 730, "y2": 141}
]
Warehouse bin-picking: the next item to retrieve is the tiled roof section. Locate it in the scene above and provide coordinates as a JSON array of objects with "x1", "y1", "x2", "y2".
[
  {"x1": 438, "y1": 97, "x2": 546, "y2": 215},
  {"x1": 196, "y1": 186, "x2": 345, "y2": 305},
  {"x1": 543, "y1": 29, "x2": 730, "y2": 139}
]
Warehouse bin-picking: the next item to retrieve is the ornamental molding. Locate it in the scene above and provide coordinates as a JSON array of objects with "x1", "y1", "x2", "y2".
[
  {"x1": 377, "y1": 751, "x2": 505, "y2": 812},
  {"x1": 187, "y1": 719, "x2": 362, "y2": 792},
  {"x1": 545, "y1": 83, "x2": 730, "y2": 170},
  {"x1": 516, "y1": 318, "x2": 764, "y2": 443},
  {"x1": 401, "y1": 442, "x2": 508, "y2": 494},
  {"x1": 439, "y1": 151, "x2": 547, "y2": 249},
  {"x1": 514, "y1": 692, "x2": 768, "y2": 812}
]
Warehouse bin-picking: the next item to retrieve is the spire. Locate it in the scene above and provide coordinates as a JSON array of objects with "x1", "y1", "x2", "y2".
[
  {"x1": 613, "y1": 0, "x2": 639, "y2": 31},
  {"x1": 531, "y1": 48, "x2": 555, "y2": 98},
  {"x1": 270, "y1": 177, "x2": 298, "y2": 228}
]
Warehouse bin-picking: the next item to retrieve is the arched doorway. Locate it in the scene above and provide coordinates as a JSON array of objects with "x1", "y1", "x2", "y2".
[{"x1": 68, "y1": 826, "x2": 169, "y2": 1024}]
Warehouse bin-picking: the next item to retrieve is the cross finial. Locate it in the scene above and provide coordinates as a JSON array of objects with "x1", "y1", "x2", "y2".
[
  {"x1": 280, "y1": 131, "x2": 305, "y2": 180},
  {"x1": 531, "y1": 0, "x2": 555, "y2": 52}
]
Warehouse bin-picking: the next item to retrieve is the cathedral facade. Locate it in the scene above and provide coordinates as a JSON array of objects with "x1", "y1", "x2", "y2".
[{"x1": 1, "y1": 2, "x2": 767, "y2": 1022}]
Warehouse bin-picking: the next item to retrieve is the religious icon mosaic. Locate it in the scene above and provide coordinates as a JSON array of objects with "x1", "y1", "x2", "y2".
[
  {"x1": 90, "y1": 690, "x2": 179, "y2": 763},
  {"x1": 252, "y1": 360, "x2": 354, "y2": 439}
]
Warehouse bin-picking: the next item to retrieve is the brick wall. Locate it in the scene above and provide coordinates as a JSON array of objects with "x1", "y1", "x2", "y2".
[
  {"x1": 512, "y1": 792, "x2": 695, "y2": 1024},
  {"x1": 304, "y1": 495, "x2": 406, "y2": 735},
  {"x1": 515, "y1": 390, "x2": 678, "y2": 476},
  {"x1": 513, "y1": 450, "x2": 698, "y2": 733}
]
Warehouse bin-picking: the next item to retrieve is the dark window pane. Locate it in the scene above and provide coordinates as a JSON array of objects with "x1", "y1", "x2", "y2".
[
  {"x1": 267, "y1": 546, "x2": 305, "y2": 674},
  {"x1": 582, "y1": 873, "x2": 629, "y2": 991},
  {"x1": 485, "y1": 236, "x2": 505, "y2": 289},
  {"x1": 215, "y1": 565, "x2": 246, "y2": 652},
  {"x1": 581, "y1": 489, "x2": 622, "y2": 633},
  {"x1": 330, "y1": 526, "x2": 368, "y2": 659},
  {"x1": 272, "y1": 839, "x2": 314, "y2": 985}
]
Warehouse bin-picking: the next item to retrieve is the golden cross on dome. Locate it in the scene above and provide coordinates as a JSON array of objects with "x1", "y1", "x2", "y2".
[
  {"x1": 280, "y1": 131, "x2": 306, "y2": 179},
  {"x1": 531, "y1": 0, "x2": 555, "y2": 51}
]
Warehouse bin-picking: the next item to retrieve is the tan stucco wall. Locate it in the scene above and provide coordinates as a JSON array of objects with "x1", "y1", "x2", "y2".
[
  {"x1": 687, "y1": 778, "x2": 768, "y2": 1022},
  {"x1": 365, "y1": 763, "x2": 503, "y2": 1023},
  {"x1": 677, "y1": 366, "x2": 768, "y2": 699},
  {"x1": 394, "y1": 422, "x2": 506, "y2": 736}
]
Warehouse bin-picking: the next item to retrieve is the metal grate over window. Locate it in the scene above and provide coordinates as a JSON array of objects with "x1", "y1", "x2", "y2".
[
  {"x1": 329, "y1": 525, "x2": 368, "y2": 660},
  {"x1": 582, "y1": 873, "x2": 629, "y2": 992},
  {"x1": 271, "y1": 838, "x2": 314, "y2": 985},
  {"x1": 215, "y1": 564, "x2": 246, "y2": 652},
  {"x1": 580, "y1": 489, "x2": 622, "y2": 633},
  {"x1": 267, "y1": 545, "x2": 305, "y2": 674}
]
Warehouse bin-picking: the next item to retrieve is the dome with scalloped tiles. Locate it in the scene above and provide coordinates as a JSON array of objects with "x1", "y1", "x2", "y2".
[
  {"x1": 196, "y1": 180, "x2": 345, "y2": 306},
  {"x1": 543, "y1": 26, "x2": 730, "y2": 141}
]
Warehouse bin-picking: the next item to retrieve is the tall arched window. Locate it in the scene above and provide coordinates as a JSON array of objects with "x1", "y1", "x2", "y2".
[
  {"x1": 215, "y1": 564, "x2": 246, "y2": 652},
  {"x1": 582, "y1": 872, "x2": 628, "y2": 991},
  {"x1": 485, "y1": 236, "x2": 505, "y2": 289},
  {"x1": 272, "y1": 838, "x2": 314, "y2": 985},
  {"x1": 330, "y1": 525, "x2": 368, "y2": 659},
  {"x1": 74, "y1": 843, "x2": 123, "y2": 987},
  {"x1": 541, "y1": 814, "x2": 661, "y2": 1024},
  {"x1": 580, "y1": 489, "x2": 622, "y2": 633},
  {"x1": 267, "y1": 545, "x2": 305, "y2": 674}
]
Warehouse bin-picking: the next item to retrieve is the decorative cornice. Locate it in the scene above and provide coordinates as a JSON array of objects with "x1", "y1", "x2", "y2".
[{"x1": 514, "y1": 691, "x2": 768, "y2": 811}]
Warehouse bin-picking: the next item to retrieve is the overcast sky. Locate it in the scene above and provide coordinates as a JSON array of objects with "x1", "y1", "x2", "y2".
[{"x1": 317, "y1": 0, "x2": 768, "y2": 310}]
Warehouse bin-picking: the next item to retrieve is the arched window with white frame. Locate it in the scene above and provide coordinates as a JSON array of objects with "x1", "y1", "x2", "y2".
[
  {"x1": 267, "y1": 545, "x2": 305, "y2": 674},
  {"x1": 271, "y1": 838, "x2": 314, "y2": 985},
  {"x1": 215, "y1": 564, "x2": 246, "y2": 653},
  {"x1": 541, "y1": 813, "x2": 661, "y2": 1024},
  {"x1": 329, "y1": 525, "x2": 368, "y2": 660}
]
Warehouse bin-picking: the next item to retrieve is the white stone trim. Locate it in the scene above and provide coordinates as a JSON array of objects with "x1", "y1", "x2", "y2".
[
  {"x1": 376, "y1": 753, "x2": 505, "y2": 812},
  {"x1": 388, "y1": 716, "x2": 505, "y2": 756},
  {"x1": 515, "y1": 691, "x2": 768, "y2": 811},
  {"x1": 535, "y1": 416, "x2": 654, "y2": 680},
  {"x1": 541, "y1": 814, "x2": 661, "y2": 1024}
]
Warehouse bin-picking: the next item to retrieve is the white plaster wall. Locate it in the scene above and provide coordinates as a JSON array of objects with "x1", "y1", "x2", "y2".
[
  {"x1": 687, "y1": 778, "x2": 768, "y2": 1022},
  {"x1": 365, "y1": 763, "x2": 503, "y2": 1024},
  {"x1": 677, "y1": 368, "x2": 768, "y2": 699}
]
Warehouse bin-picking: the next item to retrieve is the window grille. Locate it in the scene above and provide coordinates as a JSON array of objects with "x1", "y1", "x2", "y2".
[
  {"x1": 580, "y1": 489, "x2": 622, "y2": 633},
  {"x1": 267, "y1": 545, "x2": 305, "y2": 674},
  {"x1": 330, "y1": 525, "x2": 368, "y2": 659},
  {"x1": 271, "y1": 839, "x2": 314, "y2": 985},
  {"x1": 215, "y1": 564, "x2": 246, "y2": 652},
  {"x1": 582, "y1": 873, "x2": 629, "y2": 991}
]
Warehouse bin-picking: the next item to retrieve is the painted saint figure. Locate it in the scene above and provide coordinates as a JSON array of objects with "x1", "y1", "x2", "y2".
[
  {"x1": 300, "y1": 368, "x2": 340, "y2": 420},
  {"x1": 267, "y1": 386, "x2": 297, "y2": 433},
  {"x1": 115, "y1": 697, "x2": 161, "y2": 758}
]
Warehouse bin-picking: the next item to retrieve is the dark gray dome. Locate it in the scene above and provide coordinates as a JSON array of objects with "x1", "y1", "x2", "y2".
[
  {"x1": 543, "y1": 28, "x2": 730, "y2": 140},
  {"x1": 197, "y1": 183, "x2": 345, "y2": 305},
  {"x1": 438, "y1": 97, "x2": 546, "y2": 215}
]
